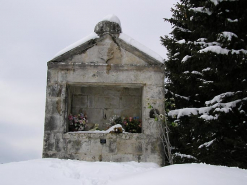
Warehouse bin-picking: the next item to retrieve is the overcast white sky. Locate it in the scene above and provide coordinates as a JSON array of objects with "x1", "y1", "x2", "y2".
[{"x1": 0, "y1": 0, "x2": 177, "y2": 163}]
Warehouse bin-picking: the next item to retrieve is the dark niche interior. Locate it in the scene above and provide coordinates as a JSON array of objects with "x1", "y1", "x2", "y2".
[{"x1": 67, "y1": 84, "x2": 142, "y2": 133}]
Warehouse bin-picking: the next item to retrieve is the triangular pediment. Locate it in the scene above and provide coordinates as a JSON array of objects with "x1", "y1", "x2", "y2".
[
  {"x1": 49, "y1": 15, "x2": 163, "y2": 65},
  {"x1": 49, "y1": 34, "x2": 163, "y2": 66}
]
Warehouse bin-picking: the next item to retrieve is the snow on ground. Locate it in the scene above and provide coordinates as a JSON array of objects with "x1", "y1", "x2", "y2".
[
  {"x1": 110, "y1": 163, "x2": 247, "y2": 185},
  {"x1": 0, "y1": 159, "x2": 158, "y2": 185},
  {"x1": 1, "y1": 159, "x2": 247, "y2": 185}
]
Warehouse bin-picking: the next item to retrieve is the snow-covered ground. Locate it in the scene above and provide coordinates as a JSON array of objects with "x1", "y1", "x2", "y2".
[{"x1": 0, "y1": 159, "x2": 246, "y2": 185}]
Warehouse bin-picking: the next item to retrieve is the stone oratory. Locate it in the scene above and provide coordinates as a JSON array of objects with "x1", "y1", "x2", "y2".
[{"x1": 43, "y1": 14, "x2": 165, "y2": 165}]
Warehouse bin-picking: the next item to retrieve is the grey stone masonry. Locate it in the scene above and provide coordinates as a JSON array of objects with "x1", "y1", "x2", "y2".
[{"x1": 43, "y1": 15, "x2": 165, "y2": 166}]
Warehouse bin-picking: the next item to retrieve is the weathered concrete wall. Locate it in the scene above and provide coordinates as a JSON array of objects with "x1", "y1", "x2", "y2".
[
  {"x1": 43, "y1": 30, "x2": 165, "y2": 165},
  {"x1": 43, "y1": 132, "x2": 162, "y2": 164}
]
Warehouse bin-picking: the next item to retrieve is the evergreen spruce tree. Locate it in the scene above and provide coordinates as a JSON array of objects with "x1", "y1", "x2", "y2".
[{"x1": 162, "y1": 0, "x2": 247, "y2": 168}]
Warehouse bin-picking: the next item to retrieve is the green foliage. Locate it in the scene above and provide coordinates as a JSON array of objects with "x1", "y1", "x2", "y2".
[
  {"x1": 162, "y1": 0, "x2": 247, "y2": 168},
  {"x1": 114, "y1": 117, "x2": 123, "y2": 125},
  {"x1": 148, "y1": 103, "x2": 153, "y2": 109},
  {"x1": 165, "y1": 97, "x2": 175, "y2": 113}
]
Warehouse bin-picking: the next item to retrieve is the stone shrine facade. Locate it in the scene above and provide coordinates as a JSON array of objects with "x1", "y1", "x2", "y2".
[{"x1": 43, "y1": 15, "x2": 165, "y2": 165}]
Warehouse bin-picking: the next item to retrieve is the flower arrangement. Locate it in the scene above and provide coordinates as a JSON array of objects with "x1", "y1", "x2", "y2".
[
  {"x1": 108, "y1": 115, "x2": 142, "y2": 133},
  {"x1": 68, "y1": 113, "x2": 141, "y2": 133},
  {"x1": 123, "y1": 117, "x2": 142, "y2": 133},
  {"x1": 68, "y1": 112, "x2": 88, "y2": 131}
]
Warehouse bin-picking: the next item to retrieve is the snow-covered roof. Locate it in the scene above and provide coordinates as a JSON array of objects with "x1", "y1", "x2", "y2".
[
  {"x1": 119, "y1": 33, "x2": 163, "y2": 63},
  {"x1": 51, "y1": 14, "x2": 163, "y2": 63},
  {"x1": 53, "y1": 33, "x2": 99, "y2": 58}
]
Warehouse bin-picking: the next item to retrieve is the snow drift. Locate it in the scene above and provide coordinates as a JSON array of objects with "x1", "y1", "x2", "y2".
[{"x1": 0, "y1": 159, "x2": 246, "y2": 185}]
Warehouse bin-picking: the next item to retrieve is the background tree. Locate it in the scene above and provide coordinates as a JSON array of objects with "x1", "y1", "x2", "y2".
[{"x1": 162, "y1": 0, "x2": 247, "y2": 168}]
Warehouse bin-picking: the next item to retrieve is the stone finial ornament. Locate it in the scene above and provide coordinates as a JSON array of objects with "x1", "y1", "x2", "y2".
[{"x1": 94, "y1": 14, "x2": 122, "y2": 36}]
